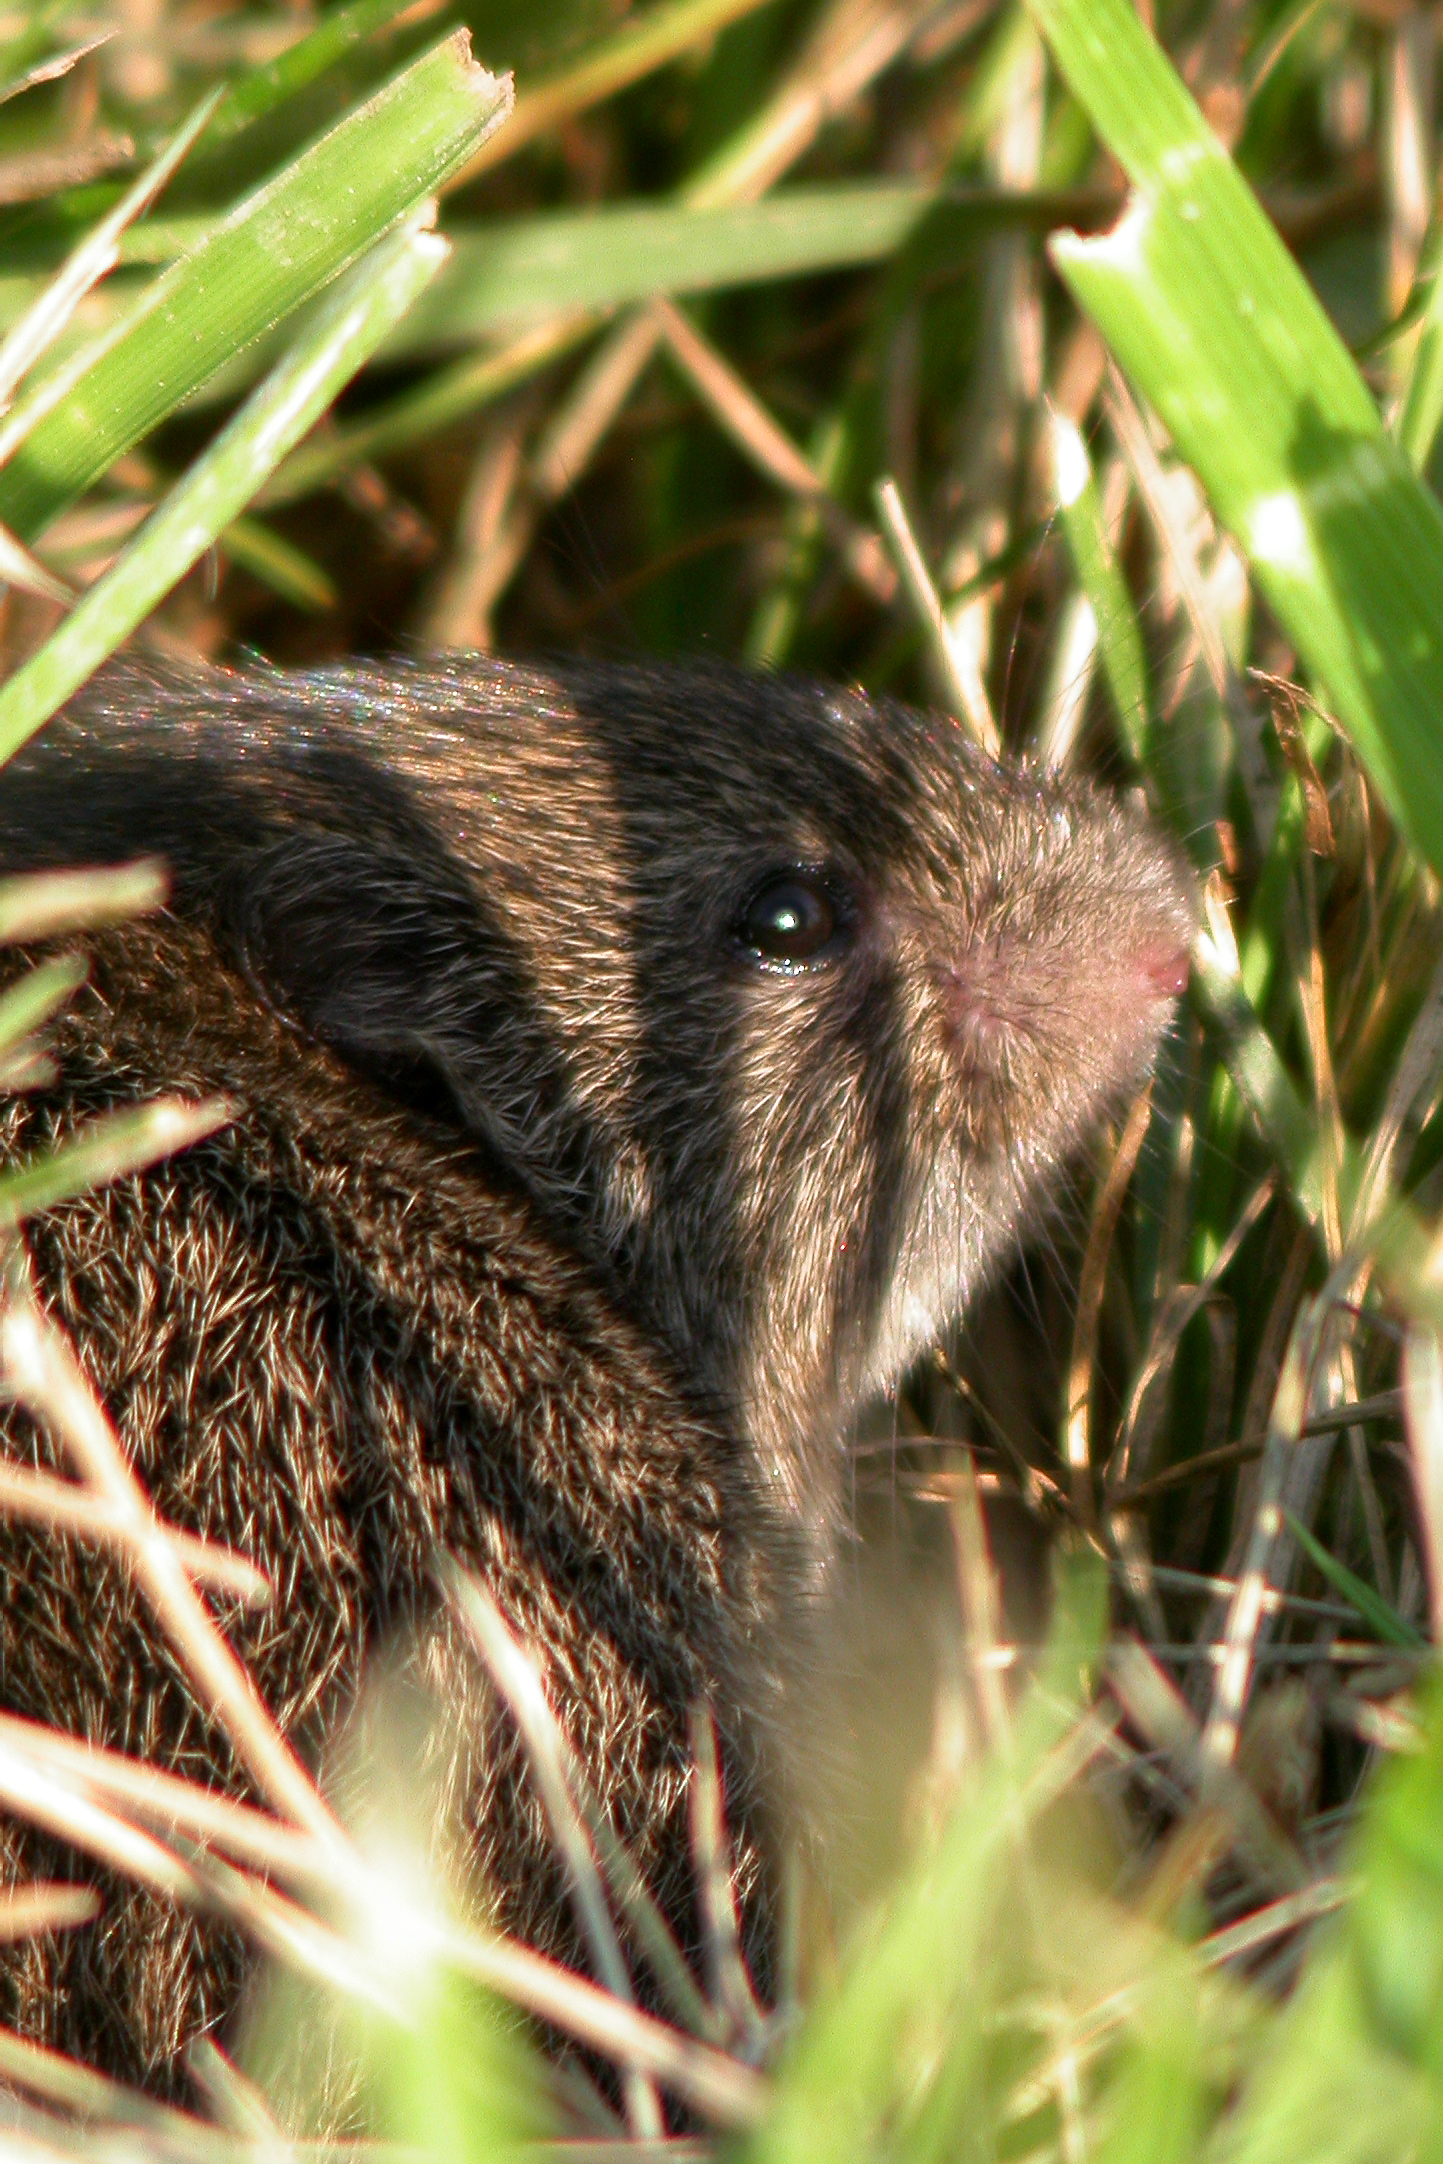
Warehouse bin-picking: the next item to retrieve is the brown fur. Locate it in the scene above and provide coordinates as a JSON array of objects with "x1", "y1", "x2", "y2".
[{"x1": 0, "y1": 655, "x2": 1193, "y2": 2089}]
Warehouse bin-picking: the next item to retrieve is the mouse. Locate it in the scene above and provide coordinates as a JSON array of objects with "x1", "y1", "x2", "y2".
[{"x1": 0, "y1": 652, "x2": 1194, "y2": 2098}]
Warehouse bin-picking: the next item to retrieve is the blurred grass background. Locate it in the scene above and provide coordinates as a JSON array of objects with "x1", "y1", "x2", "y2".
[{"x1": 7, "y1": 0, "x2": 1443, "y2": 2155}]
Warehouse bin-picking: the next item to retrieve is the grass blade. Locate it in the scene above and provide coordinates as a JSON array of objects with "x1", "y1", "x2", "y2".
[
  {"x1": 450, "y1": 0, "x2": 778, "y2": 189},
  {"x1": 1050, "y1": 406, "x2": 1147, "y2": 761},
  {"x1": 0, "y1": 34, "x2": 509, "y2": 543},
  {"x1": 0, "y1": 90, "x2": 221, "y2": 416},
  {"x1": 1031, "y1": 0, "x2": 1443, "y2": 884},
  {"x1": 204, "y1": 0, "x2": 440, "y2": 144},
  {"x1": 0, "y1": 1099, "x2": 230, "y2": 1232},
  {"x1": 0, "y1": 214, "x2": 448, "y2": 764}
]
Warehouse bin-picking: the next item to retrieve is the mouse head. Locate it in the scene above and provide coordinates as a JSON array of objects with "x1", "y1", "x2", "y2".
[{"x1": 70, "y1": 658, "x2": 1195, "y2": 1533}]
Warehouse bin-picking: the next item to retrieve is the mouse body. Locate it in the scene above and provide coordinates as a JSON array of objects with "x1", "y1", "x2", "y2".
[{"x1": 0, "y1": 654, "x2": 1193, "y2": 2091}]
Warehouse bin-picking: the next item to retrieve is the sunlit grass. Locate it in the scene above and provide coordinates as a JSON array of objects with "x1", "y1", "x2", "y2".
[{"x1": 0, "y1": 0, "x2": 1441, "y2": 2157}]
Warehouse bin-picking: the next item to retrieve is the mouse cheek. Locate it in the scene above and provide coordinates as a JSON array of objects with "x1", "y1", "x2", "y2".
[{"x1": 934, "y1": 960, "x2": 1040, "y2": 1151}]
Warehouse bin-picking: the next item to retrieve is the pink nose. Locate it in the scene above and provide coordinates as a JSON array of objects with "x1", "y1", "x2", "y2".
[{"x1": 1139, "y1": 944, "x2": 1190, "y2": 998}]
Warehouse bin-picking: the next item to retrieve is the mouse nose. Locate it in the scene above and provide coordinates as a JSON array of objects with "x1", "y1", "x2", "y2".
[{"x1": 1138, "y1": 942, "x2": 1191, "y2": 999}]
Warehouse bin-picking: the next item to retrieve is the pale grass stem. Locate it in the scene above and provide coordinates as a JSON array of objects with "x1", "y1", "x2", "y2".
[
  {"x1": 874, "y1": 475, "x2": 1000, "y2": 753},
  {"x1": 655, "y1": 299, "x2": 894, "y2": 604},
  {"x1": 0, "y1": 1883, "x2": 98, "y2": 1941},
  {"x1": 0, "y1": 1261, "x2": 342, "y2": 1849},
  {"x1": 687, "y1": 1707, "x2": 767, "y2": 2052},
  {"x1": 443, "y1": 1570, "x2": 666, "y2": 2140},
  {"x1": 0, "y1": 863, "x2": 167, "y2": 944},
  {"x1": 1064, "y1": 1087, "x2": 1154, "y2": 1528},
  {"x1": 0, "y1": 1459, "x2": 271, "y2": 1604},
  {"x1": 949, "y1": 1454, "x2": 1011, "y2": 1750},
  {"x1": 0, "y1": 1285, "x2": 769, "y2": 2128}
]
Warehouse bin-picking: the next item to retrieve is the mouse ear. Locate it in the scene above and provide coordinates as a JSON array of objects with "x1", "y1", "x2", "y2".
[
  {"x1": 227, "y1": 831, "x2": 614, "y2": 1207},
  {"x1": 226, "y1": 832, "x2": 510, "y2": 1121}
]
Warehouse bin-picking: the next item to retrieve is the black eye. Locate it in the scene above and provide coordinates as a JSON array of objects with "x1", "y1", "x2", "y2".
[{"x1": 736, "y1": 872, "x2": 845, "y2": 968}]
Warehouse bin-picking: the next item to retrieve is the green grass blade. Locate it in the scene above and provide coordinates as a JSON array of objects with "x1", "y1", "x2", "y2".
[
  {"x1": 77, "y1": 181, "x2": 1101, "y2": 358},
  {"x1": 1283, "y1": 1513, "x2": 1427, "y2": 1650},
  {"x1": 1029, "y1": 0, "x2": 1443, "y2": 885},
  {"x1": 205, "y1": 0, "x2": 430, "y2": 143},
  {"x1": 218, "y1": 513, "x2": 336, "y2": 612},
  {"x1": 0, "y1": 214, "x2": 448, "y2": 765},
  {"x1": 0, "y1": 33, "x2": 509, "y2": 544},
  {"x1": 0, "y1": 1098, "x2": 230, "y2": 1233},
  {"x1": 0, "y1": 954, "x2": 87, "y2": 1061},
  {"x1": 386, "y1": 182, "x2": 1094, "y2": 352},
  {"x1": 1050, "y1": 407, "x2": 1148, "y2": 761},
  {"x1": 1394, "y1": 238, "x2": 1443, "y2": 474},
  {"x1": 0, "y1": 90, "x2": 221, "y2": 414},
  {"x1": 454, "y1": 0, "x2": 777, "y2": 186}
]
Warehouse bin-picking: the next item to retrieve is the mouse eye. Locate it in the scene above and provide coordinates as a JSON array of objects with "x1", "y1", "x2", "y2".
[{"x1": 736, "y1": 872, "x2": 846, "y2": 969}]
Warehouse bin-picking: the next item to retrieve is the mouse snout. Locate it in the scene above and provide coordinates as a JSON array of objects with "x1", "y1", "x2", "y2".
[
  {"x1": 914, "y1": 797, "x2": 1196, "y2": 1151},
  {"x1": 1137, "y1": 939, "x2": 1192, "y2": 999}
]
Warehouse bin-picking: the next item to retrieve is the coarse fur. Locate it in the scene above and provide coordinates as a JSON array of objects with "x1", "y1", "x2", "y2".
[{"x1": 0, "y1": 653, "x2": 1193, "y2": 2093}]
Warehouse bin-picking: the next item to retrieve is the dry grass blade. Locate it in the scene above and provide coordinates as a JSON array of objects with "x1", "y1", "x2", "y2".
[
  {"x1": 1384, "y1": 12, "x2": 1435, "y2": 330},
  {"x1": 652, "y1": 299, "x2": 893, "y2": 603},
  {"x1": 1201, "y1": 1362, "x2": 1302, "y2": 1762},
  {"x1": 950, "y1": 1454, "x2": 1010, "y2": 1748},
  {"x1": 0, "y1": 1882, "x2": 98, "y2": 1941},
  {"x1": 1104, "y1": 366, "x2": 1231, "y2": 704},
  {"x1": 1291, "y1": 856, "x2": 1345, "y2": 1260},
  {"x1": 0, "y1": 34, "x2": 114, "y2": 105},
  {"x1": 0, "y1": 1712, "x2": 324, "y2": 1882},
  {"x1": 1036, "y1": 588, "x2": 1100, "y2": 769},
  {"x1": 0, "y1": 520, "x2": 73, "y2": 605},
  {"x1": 228, "y1": 1853, "x2": 771, "y2": 2131},
  {"x1": 422, "y1": 388, "x2": 540, "y2": 649},
  {"x1": 0, "y1": 1264, "x2": 344, "y2": 1849},
  {"x1": 692, "y1": 0, "x2": 932, "y2": 207},
  {"x1": 1107, "y1": 1174, "x2": 1276, "y2": 1500},
  {"x1": 0, "y1": 2022, "x2": 223, "y2": 2144},
  {"x1": 1200, "y1": 1295, "x2": 1337, "y2": 1766},
  {"x1": 687, "y1": 1707, "x2": 766, "y2": 2049},
  {"x1": 1355, "y1": 944, "x2": 1443, "y2": 1232},
  {"x1": 444, "y1": 1569, "x2": 665, "y2": 2139},
  {"x1": 441, "y1": 1568, "x2": 717, "y2": 2040},
  {"x1": 184, "y1": 2040, "x2": 280, "y2": 2141},
  {"x1": 0, "y1": 1733, "x2": 204, "y2": 1899},
  {"x1": 1403, "y1": 1321, "x2": 1443, "y2": 1641},
  {"x1": 1138, "y1": 1562, "x2": 1358, "y2": 1624},
  {"x1": 0, "y1": 137, "x2": 135, "y2": 208},
  {"x1": 448, "y1": 0, "x2": 777, "y2": 189},
  {"x1": 1200, "y1": 1877, "x2": 1354, "y2": 1966},
  {"x1": 1108, "y1": 1637, "x2": 1307, "y2": 1892},
  {"x1": 0, "y1": 863, "x2": 166, "y2": 945},
  {"x1": 1065, "y1": 1087, "x2": 1154, "y2": 1525},
  {"x1": 451, "y1": 0, "x2": 926, "y2": 621},
  {"x1": 260, "y1": 311, "x2": 594, "y2": 508},
  {"x1": 874, "y1": 476, "x2": 999, "y2": 752},
  {"x1": 452, "y1": 305, "x2": 662, "y2": 636},
  {"x1": 0, "y1": 1459, "x2": 271, "y2": 1604}
]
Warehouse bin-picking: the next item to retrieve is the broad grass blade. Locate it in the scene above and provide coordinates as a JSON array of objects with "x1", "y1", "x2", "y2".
[
  {"x1": 0, "y1": 34, "x2": 509, "y2": 543},
  {"x1": 0, "y1": 216, "x2": 449, "y2": 763},
  {"x1": 1030, "y1": 0, "x2": 1443, "y2": 883}
]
